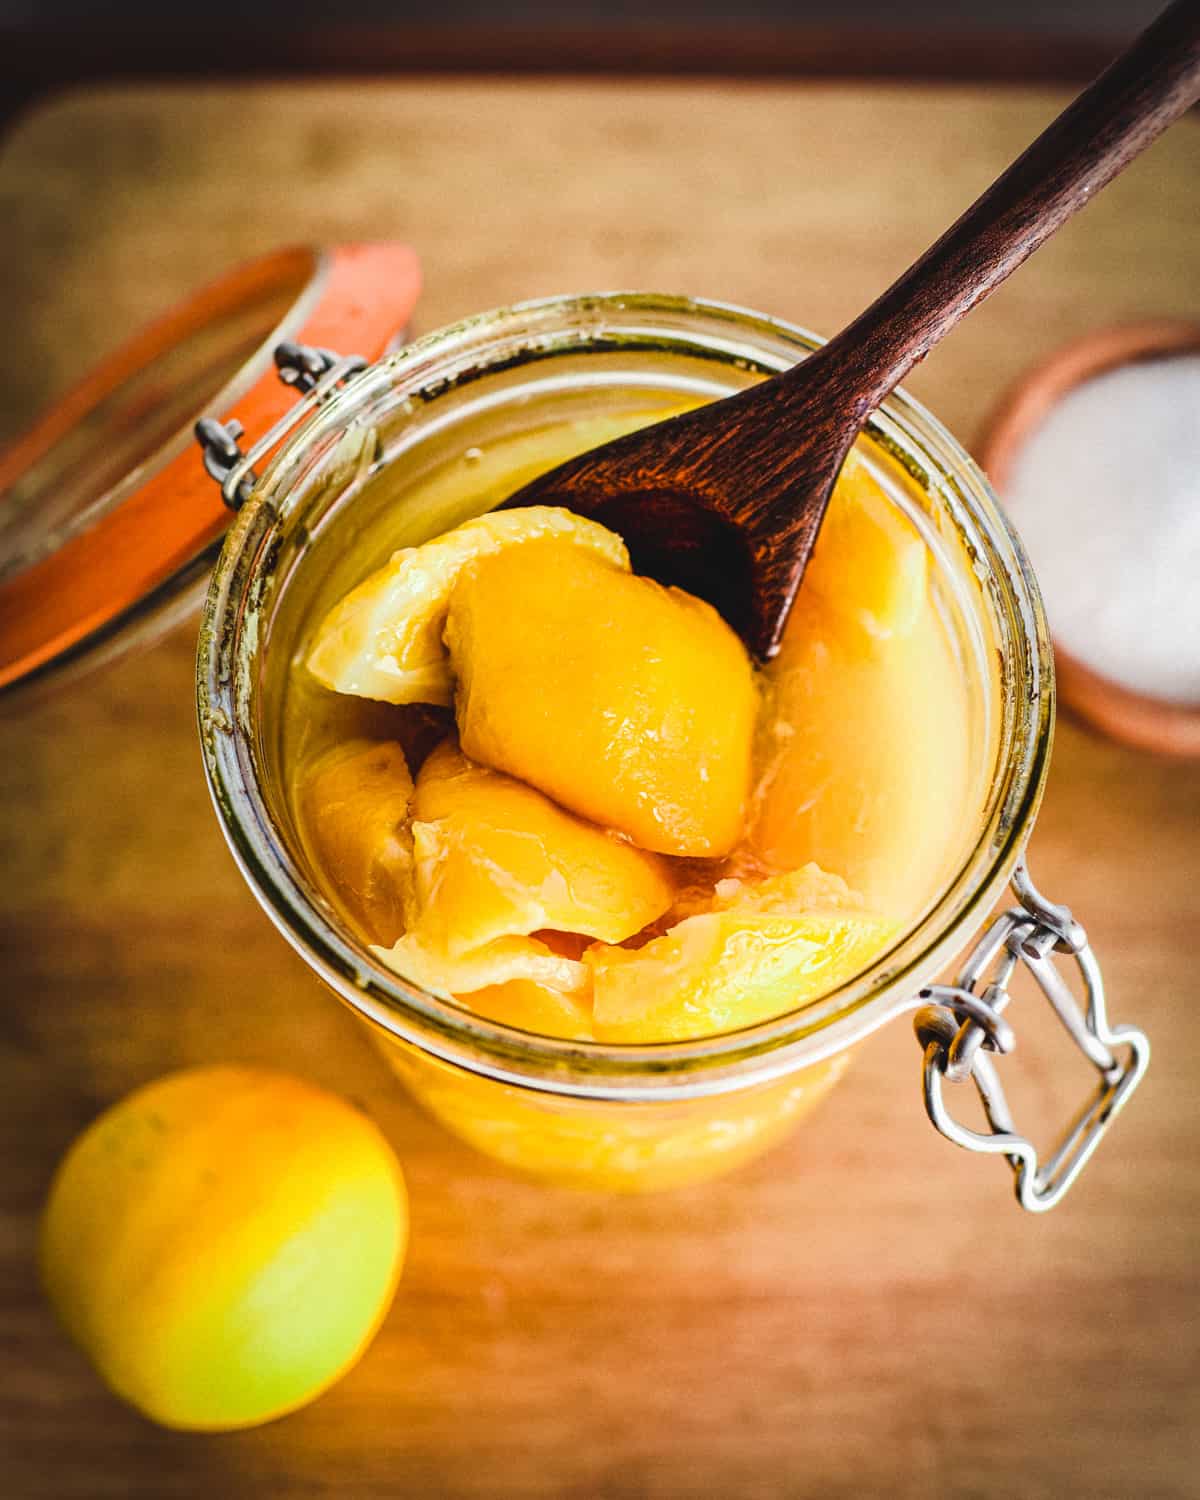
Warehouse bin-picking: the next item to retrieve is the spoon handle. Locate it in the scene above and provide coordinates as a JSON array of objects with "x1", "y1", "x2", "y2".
[{"x1": 796, "y1": 0, "x2": 1200, "y2": 421}]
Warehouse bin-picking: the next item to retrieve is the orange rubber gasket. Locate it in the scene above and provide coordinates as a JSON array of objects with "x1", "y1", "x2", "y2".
[{"x1": 0, "y1": 241, "x2": 421, "y2": 691}]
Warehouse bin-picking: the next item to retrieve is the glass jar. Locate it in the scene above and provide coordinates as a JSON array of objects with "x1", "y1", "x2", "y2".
[{"x1": 196, "y1": 293, "x2": 1148, "y2": 1205}]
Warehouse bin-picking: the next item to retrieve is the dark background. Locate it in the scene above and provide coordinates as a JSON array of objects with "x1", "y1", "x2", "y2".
[
  {"x1": 0, "y1": 0, "x2": 1165, "y2": 26},
  {"x1": 0, "y1": 1, "x2": 1167, "y2": 139},
  {"x1": 0, "y1": 1, "x2": 1166, "y2": 80},
  {"x1": 0, "y1": 0, "x2": 1167, "y2": 138}
]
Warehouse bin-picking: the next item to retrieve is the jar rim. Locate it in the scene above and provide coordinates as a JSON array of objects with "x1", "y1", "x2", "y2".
[{"x1": 198, "y1": 291, "x2": 1054, "y2": 1101}]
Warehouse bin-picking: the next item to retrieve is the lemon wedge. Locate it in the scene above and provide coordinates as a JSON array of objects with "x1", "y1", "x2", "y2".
[
  {"x1": 373, "y1": 932, "x2": 588, "y2": 1000},
  {"x1": 585, "y1": 868, "x2": 895, "y2": 1044},
  {"x1": 409, "y1": 740, "x2": 674, "y2": 956},
  {"x1": 306, "y1": 506, "x2": 630, "y2": 706},
  {"x1": 294, "y1": 740, "x2": 415, "y2": 946},
  {"x1": 458, "y1": 980, "x2": 596, "y2": 1042},
  {"x1": 446, "y1": 535, "x2": 757, "y2": 857},
  {"x1": 804, "y1": 446, "x2": 928, "y2": 639}
]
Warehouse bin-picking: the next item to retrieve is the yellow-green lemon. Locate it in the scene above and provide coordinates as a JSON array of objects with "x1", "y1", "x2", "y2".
[{"x1": 40, "y1": 1066, "x2": 407, "y2": 1430}]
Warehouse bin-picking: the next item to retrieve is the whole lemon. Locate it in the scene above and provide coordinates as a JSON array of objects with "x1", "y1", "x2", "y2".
[{"x1": 40, "y1": 1066, "x2": 407, "y2": 1430}]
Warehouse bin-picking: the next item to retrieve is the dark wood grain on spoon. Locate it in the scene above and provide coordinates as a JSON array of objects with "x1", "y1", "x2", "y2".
[{"x1": 503, "y1": 0, "x2": 1200, "y2": 660}]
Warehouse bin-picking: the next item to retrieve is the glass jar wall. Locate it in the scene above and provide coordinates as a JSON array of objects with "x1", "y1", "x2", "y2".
[{"x1": 198, "y1": 294, "x2": 1051, "y2": 1190}]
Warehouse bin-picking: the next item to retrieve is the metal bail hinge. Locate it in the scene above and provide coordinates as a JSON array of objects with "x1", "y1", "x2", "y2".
[
  {"x1": 195, "y1": 417, "x2": 256, "y2": 510},
  {"x1": 273, "y1": 340, "x2": 341, "y2": 395},
  {"x1": 194, "y1": 341, "x2": 369, "y2": 512},
  {"x1": 913, "y1": 861, "x2": 1150, "y2": 1212}
]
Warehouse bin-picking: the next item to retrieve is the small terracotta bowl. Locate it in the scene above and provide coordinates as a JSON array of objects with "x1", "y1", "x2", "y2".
[{"x1": 980, "y1": 320, "x2": 1200, "y2": 758}]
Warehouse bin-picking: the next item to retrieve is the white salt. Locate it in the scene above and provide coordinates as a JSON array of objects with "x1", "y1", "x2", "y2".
[{"x1": 1002, "y1": 355, "x2": 1200, "y2": 705}]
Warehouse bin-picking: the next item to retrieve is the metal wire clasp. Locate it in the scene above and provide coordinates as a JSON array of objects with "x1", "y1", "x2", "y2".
[
  {"x1": 194, "y1": 342, "x2": 368, "y2": 510},
  {"x1": 914, "y1": 862, "x2": 1150, "y2": 1212}
]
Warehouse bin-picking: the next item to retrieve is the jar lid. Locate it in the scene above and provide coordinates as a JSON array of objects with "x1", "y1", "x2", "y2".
[{"x1": 0, "y1": 242, "x2": 420, "y2": 696}]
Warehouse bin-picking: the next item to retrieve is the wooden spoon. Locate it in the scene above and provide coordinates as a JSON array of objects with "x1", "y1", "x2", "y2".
[{"x1": 504, "y1": 0, "x2": 1200, "y2": 661}]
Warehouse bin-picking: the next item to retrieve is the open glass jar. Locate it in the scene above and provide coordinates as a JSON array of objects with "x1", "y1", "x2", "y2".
[{"x1": 194, "y1": 292, "x2": 1148, "y2": 1205}]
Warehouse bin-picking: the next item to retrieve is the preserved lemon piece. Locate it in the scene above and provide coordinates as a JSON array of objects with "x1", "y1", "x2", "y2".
[
  {"x1": 409, "y1": 740, "x2": 674, "y2": 955},
  {"x1": 459, "y1": 979, "x2": 596, "y2": 1041},
  {"x1": 804, "y1": 447, "x2": 928, "y2": 638},
  {"x1": 708, "y1": 861, "x2": 869, "y2": 915},
  {"x1": 751, "y1": 586, "x2": 970, "y2": 920},
  {"x1": 446, "y1": 536, "x2": 757, "y2": 857},
  {"x1": 373, "y1": 931, "x2": 588, "y2": 999},
  {"x1": 306, "y1": 506, "x2": 630, "y2": 706},
  {"x1": 40, "y1": 1067, "x2": 406, "y2": 1431},
  {"x1": 295, "y1": 740, "x2": 415, "y2": 945},
  {"x1": 585, "y1": 868, "x2": 895, "y2": 1044}
]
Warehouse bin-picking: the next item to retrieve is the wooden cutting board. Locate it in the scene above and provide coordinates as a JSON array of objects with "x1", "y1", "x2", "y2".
[{"x1": 1, "y1": 81, "x2": 1198, "y2": 1500}]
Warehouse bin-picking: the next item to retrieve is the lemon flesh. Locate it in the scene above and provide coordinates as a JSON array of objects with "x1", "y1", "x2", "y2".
[
  {"x1": 373, "y1": 931, "x2": 588, "y2": 1000},
  {"x1": 306, "y1": 506, "x2": 629, "y2": 706},
  {"x1": 447, "y1": 537, "x2": 758, "y2": 857},
  {"x1": 407, "y1": 740, "x2": 674, "y2": 956},
  {"x1": 294, "y1": 739, "x2": 415, "y2": 945},
  {"x1": 585, "y1": 868, "x2": 895, "y2": 1044}
]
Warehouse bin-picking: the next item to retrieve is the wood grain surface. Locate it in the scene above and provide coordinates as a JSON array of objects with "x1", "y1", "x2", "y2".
[{"x1": 0, "y1": 81, "x2": 1198, "y2": 1499}]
